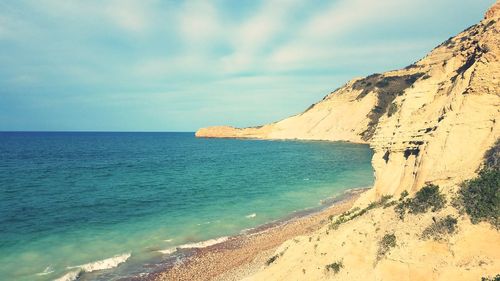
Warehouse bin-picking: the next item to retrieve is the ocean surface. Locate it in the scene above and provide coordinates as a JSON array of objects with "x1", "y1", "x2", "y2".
[{"x1": 0, "y1": 132, "x2": 374, "y2": 281}]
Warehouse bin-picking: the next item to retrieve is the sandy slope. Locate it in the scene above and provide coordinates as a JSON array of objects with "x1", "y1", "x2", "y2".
[
  {"x1": 242, "y1": 187, "x2": 500, "y2": 281},
  {"x1": 194, "y1": 2, "x2": 500, "y2": 280}
]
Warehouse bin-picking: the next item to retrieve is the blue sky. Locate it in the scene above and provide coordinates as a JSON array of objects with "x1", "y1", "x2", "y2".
[{"x1": 0, "y1": 0, "x2": 493, "y2": 131}]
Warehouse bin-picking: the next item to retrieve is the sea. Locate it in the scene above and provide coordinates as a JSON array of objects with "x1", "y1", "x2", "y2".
[{"x1": 0, "y1": 132, "x2": 374, "y2": 281}]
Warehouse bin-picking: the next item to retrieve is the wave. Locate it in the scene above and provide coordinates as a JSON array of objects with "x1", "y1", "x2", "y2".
[
  {"x1": 36, "y1": 266, "x2": 54, "y2": 276},
  {"x1": 67, "y1": 253, "x2": 131, "y2": 272},
  {"x1": 158, "y1": 236, "x2": 229, "y2": 254},
  {"x1": 158, "y1": 247, "x2": 176, "y2": 254},
  {"x1": 54, "y1": 253, "x2": 131, "y2": 281},
  {"x1": 163, "y1": 239, "x2": 173, "y2": 242},
  {"x1": 178, "y1": 236, "x2": 229, "y2": 249},
  {"x1": 245, "y1": 213, "x2": 256, "y2": 219}
]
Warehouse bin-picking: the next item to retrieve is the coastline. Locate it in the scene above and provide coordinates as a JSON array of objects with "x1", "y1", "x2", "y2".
[{"x1": 144, "y1": 188, "x2": 368, "y2": 281}]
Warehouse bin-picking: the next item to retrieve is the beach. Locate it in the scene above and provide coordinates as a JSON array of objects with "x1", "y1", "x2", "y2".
[{"x1": 146, "y1": 188, "x2": 366, "y2": 281}]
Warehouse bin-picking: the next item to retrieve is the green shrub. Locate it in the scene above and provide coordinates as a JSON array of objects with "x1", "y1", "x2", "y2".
[
  {"x1": 395, "y1": 200, "x2": 408, "y2": 220},
  {"x1": 387, "y1": 103, "x2": 398, "y2": 117},
  {"x1": 456, "y1": 169, "x2": 499, "y2": 228},
  {"x1": 482, "y1": 274, "x2": 500, "y2": 281},
  {"x1": 377, "y1": 233, "x2": 396, "y2": 259},
  {"x1": 422, "y1": 215, "x2": 458, "y2": 241},
  {"x1": 409, "y1": 184, "x2": 446, "y2": 213},
  {"x1": 395, "y1": 184, "x2": 446, "y2": 220},
  {"x1": 366, "y1": 195, "x2": 393, "y2": 211},
  {"x1": 325, "y1": 260, "x2": 343, "y2": 274},
  {"x1": 399, "y1": 190, "x2": 409, "y2": 200},
  {"x1": 329, "y1": 196, "x2": 392, "y2": 230},
  {"x1": 266, "y1": 254, "x2": 278, "y2": 266},
  {"x1": 484, "y1": 139, "x2": 500, "y2": 171},
  {"x1": 383, "y1": 200, "x2": 397, "y2": 208}
]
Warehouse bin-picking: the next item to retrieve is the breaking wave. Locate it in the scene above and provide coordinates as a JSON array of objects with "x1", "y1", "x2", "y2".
[{"x1": 53, "y1": 253, "x2": 131, "y2": 281}]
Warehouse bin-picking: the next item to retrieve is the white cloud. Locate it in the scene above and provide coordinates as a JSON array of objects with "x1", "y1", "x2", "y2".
[
  {"x1": 267, "y1": 39, "x2": 437, "y2": 72},
  {"x1": 14, "y1": 0, "x2": 155, "y2": 34},
  {"x1": 104, "y1": 0, "x2": 151, "y2": 33},
  {"x1": 301, "y1": 0, "x2": 418, "y2": 40},
  {"x1": 266, "y1": 0, "x2": 425, "y2": 71},
  {"x1": 177, "y1": 1, "x2": 221, "y2": 45},
  {"x1": 220, "y1": 0, "x2": 304, "y2": 73}
]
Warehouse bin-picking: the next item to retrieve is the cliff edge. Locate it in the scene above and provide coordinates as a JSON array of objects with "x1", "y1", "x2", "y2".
[{"x1": 197, "y1": 2, "x2": 500, "y2": 201}]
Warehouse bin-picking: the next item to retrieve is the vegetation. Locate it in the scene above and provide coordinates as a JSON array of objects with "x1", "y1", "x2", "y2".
[
  {"x1": 482, "y1": 274, "x2": 500, "y2": 281},
  {"x1": 353, "y1": 72, "x2": 425, "y2": 141},
  {"x1": 366, "y1": 195, "x2": 393, "y2": 210},
  {"x1": 266, "y1": 247, "x2": 289, "y2": 266},
  {"x1": 325, "y1": 260, "x2": 343, "y2": 274},
  {"x1": 422, "y1": 215, "x2": 458, "y2": 241},
  {"x1": 483, "y1": 139, "x2": 500, "y2": 171},
  {"x1": 455, "y1": 168, "x2": 500, "y2": 229},
  {"x1": 383, "y1": 200, "x2": 397, "y2": 208},
  {"x1": 329, "y1": 196, "x2": 393, "y2": 230},
  {"x1": 395, "y1": 184, "x2": 446, "y2": 220},
  {"x1": 399, "y1": 190, "x2": 409, "y2": 200},
  {"x1": 266, "y1": 254, "x2": 279, "y2": 266},
  {"x1": 387, "y1": 103, "x2": 398, "y2": 117},
  {"x1": 377, "y1": 233, "x2": 396, "y2": 260},
  {"x1": 452, "y1": 139, "x2": 499, "y2": 228}
]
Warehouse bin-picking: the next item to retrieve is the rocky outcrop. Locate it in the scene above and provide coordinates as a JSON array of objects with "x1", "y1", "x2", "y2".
[{"x1": 196, "y1": 3, "x2": 500, "y2": 199}]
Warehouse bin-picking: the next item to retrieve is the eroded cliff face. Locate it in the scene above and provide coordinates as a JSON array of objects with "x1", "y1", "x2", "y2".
[
  {"x1": 196, "y1": 3, "x2": 500, "y2": 198},
  {"x1": 369, "y1": 8, "x2": 500, "y2": 198}
]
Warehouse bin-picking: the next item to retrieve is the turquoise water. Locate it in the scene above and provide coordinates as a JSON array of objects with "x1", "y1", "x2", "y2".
[{"x1": 0, "y1": 132, "x2": 373, "y2": 280}]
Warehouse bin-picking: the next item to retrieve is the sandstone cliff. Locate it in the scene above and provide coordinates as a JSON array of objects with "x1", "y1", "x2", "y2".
[
  {"x1": 196, "y1": 2, "x2": 500, "y2": 281},
  {"x1": 194, "y1": 3, "x2": 500, "y2": 281},
  {"x1": 197, "y1": 2, "x2": 500, "y2": 201}
]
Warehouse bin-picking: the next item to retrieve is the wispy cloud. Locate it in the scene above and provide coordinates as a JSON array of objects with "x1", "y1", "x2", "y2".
[
  {"x1": 220, "y1": 0, "x2": 304, "y2": 73},
  {"x1": 177, "y1": 1, "x2": 221, "y2": 45},
  {"x1": 0, "y1": 0, "x2": 493, "y2": 131},
  {"x1": 104, "y1": 0, "x2": 152, "y2": 33}
]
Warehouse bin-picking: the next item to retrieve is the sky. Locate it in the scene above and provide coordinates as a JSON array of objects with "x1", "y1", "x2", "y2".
[{"x1": 0, "y1": 0, "x2": 494, "y2": 131}]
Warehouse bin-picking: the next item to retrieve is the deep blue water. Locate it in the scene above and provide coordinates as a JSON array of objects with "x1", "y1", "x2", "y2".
[{"x1": 0, "y1": 132, "x2": 373, "y2": 280}]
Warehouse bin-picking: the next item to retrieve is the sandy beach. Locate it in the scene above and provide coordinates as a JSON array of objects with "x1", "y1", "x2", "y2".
[{"x1": 145, "y1": 189, "x2": 367, "y2": 281}]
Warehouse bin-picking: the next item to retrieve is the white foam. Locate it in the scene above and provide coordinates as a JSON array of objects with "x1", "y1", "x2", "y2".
[
  {"x1": 67, "y1": 253, "x2": 131, "y2": 272},
  {"x1": 178, "y1": 236, "x2": 229, "y2": 249},
  {"x1": 36, "y1": 266, "x2": 54, "y2": 276},
  {"x1": 158, "y1": 247, "x2": 176, "y2": 255},
  {"x1": 53, "y1": 270, "x2": 81, "y2": 281},
  {"x1": 164, "y1": 239, "x2": 173, "y2": 242},
  {"x1": 245, "y1": 213, "x2": 257, "y2": 219}
]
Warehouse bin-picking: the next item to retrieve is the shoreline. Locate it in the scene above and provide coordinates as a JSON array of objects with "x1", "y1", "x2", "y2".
[{"x1": 144, "y1": 187, "x2": 367, "y2": 281}]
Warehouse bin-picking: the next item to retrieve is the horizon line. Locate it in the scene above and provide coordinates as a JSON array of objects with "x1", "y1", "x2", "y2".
[{"x1": 0, "y1": 130, "x2": 196, "y2": 133}]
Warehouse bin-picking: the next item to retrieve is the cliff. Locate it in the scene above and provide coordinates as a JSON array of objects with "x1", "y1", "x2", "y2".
[
  {"x1": 197, "y1": 2, "x2": 500, "y2": 201},
  {"x1": 195, "y1": 3, "x2": 500, "y2": 281}
]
